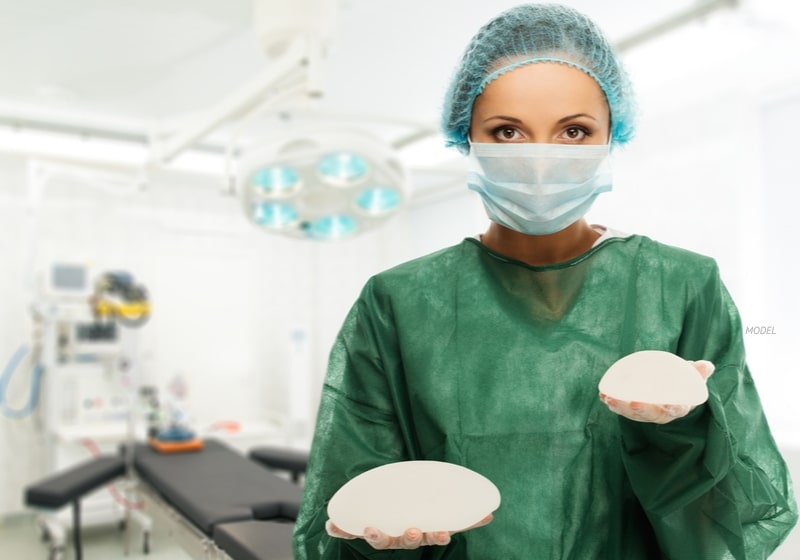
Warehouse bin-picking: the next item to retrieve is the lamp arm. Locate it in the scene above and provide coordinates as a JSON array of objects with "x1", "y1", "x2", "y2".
[
  {"x1": 150, "y1": 36, "x2": 311, "y2": 166},
  {"x1": 223, "y1": 77, "x2": 311, "y2": 194}
]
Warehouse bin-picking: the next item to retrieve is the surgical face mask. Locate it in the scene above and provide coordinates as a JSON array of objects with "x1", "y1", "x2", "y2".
[{"x1": 466, "y1": 142, "x2": 612, "y2": 235}]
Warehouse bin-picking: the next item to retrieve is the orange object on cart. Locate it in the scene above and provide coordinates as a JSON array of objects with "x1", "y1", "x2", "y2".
[{"x1": 148, "y1": 438, "x2": 204, "y2": 454}]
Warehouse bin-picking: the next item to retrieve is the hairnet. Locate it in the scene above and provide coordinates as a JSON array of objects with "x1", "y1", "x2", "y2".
[{"x1": 441, "y1": 3, "x2": 636, "y2": 154}]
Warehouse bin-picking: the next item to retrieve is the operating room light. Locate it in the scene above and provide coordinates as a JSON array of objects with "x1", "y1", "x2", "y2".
[
  {"x1": 317, "y1": 152, "x2": 369, "y2": 185},
  {"x1": 239, "y1": 129, "x2": 408, "y2": 240},
  {"x1": 309, "y1": 214, "x2": 358, "y2": 239},
  {"x1": 252, "y1": 165, "x2": 301, "y2": 195},
  {"x1": 356, "y1": 186, "x2": 402, "y2": 215},
  {"x1": 253, "y1": 201, "x2": 300, "y2": 228}
]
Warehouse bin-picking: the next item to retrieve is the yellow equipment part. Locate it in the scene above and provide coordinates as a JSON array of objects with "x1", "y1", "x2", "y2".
[{"x1": 93, "y1": 300, "x2": 151, "y2": 320}]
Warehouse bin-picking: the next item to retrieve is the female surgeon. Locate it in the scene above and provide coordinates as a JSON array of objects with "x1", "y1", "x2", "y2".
[{"x1": 293, "y1": 3, "x2": 798, "y2": 558}]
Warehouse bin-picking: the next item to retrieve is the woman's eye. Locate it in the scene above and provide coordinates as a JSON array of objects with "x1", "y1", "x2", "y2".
[
  {"x1": 495, "y1": 127, "x2": 521, "y2": 141},
  {"x1": 562, "y1": 127, "x2": 588, "y2": 141}
]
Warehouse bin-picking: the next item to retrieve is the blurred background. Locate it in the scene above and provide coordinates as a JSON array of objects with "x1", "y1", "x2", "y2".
[{"x1": 0, "y1": 0, "x2": 798, "y2": 556}]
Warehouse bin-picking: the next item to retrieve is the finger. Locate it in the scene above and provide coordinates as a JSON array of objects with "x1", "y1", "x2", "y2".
[
  {"x1": 422, "y1": 531, "x2": 451, "y2": 546},
  {"x1": 651, "y1": 406, "x2": 678, "y2": 424},
  {"x1": 600, "y1": 394, "x2": 624, "y2": 413},
  {"x1": 662, "y1": 404, "x2": 691, "y2": 419},
  {"x1": 605, "y1": 401, "x2": 627, "y2": 416},
  {"x1": 622, "y1": 400, "x2": 695, "y2": 424},
  {"x1": 629, "y1": 402, "x2": 664, "y2": 423},
  {"x1": 400, "y1": 528, "x2": 423, "y2": 549},
  {"x1": 690, "y1": 360, "x2": 715, "y2": 380},
  {"x1": 326, "y1": 520, "x2": 357, "y2": 540},
  {"x1": 364, "y1": 527, "x2": 394, "y2": 549},
  {"x1": 602, "y1": 395, "x2": 655, "y2": 422},
  {"x1": 604, "y1": 396, "x2": 633, "y2": 416},
  {"x1": 628, "y1": 401, "x2": 651, "y2": 420},
  {"x1": 467, "y1": 513, "x2": 494, "y2": 530}
]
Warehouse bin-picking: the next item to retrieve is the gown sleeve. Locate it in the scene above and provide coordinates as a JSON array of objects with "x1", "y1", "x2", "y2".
[
  {"x1": 618, "y1": 260, "x2": 798, "y2": 559},
  {"x1": 292, "y1": 278, "x2": 465, "y2": 559}
]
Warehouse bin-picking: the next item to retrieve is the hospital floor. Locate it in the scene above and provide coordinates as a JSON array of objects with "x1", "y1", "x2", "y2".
[{"x1": 0, "y1": 513, "x2": 190, "y2": 559}]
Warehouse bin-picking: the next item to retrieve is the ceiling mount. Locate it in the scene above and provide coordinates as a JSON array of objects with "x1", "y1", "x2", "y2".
[{"x1": 146, "y1": 0, "x2": 412, "y2": 241}]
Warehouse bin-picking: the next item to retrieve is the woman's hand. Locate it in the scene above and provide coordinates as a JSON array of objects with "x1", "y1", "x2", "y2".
[
  {"x1": 599, "y1": 360, "x2": 715, "y2": 424},
  {"x1": 325, "y1": 514, "x2": 493, "y2": 550}
]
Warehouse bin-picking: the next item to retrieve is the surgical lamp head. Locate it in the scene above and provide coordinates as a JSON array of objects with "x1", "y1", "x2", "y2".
[
  {"x1": 441, "y1": 3, "x2": 637, "y2": 154},
  {"x1": 238, "y1": 129, "x2": 408, "y2": 240}
]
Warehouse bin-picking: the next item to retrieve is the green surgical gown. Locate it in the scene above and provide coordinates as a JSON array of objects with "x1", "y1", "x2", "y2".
[{"x1": 294, "y1": 235, "x2": 798, "y2": 559}]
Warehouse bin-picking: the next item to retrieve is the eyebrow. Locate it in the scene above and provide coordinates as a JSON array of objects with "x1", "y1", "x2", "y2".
[
  {"x1": 482, "y1": 115, "x2": 523, "y2": 124},
  {"x1": 557, "y1": 113, "x2": 599, "y2": 123},
  {"x1": 482, "y1": 113, "x2": 599, "y2": 124}
]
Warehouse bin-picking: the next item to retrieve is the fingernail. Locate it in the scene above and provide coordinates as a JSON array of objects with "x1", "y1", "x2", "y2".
[{"x1": 366, "y1": 530, "x2": 379, "y2": 542}]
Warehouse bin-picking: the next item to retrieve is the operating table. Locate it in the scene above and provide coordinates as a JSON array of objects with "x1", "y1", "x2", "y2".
[{"x1": 24, "y1": 438, "x2": 309, "y2": 560}]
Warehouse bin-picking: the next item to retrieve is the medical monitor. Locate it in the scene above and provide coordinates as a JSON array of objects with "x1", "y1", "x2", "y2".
[{"x1": 45, "y1": 262, "x2": 92, "y2": 299}]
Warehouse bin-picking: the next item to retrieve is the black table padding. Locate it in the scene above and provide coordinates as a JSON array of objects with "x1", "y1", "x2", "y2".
[
  {"x1": 213, "y1": 520, "x2": 295, "y2": 560},
  {"x1": 25, "y1": 455, "x2": 126, "y2": 509},
  {"x1": 249, "y1": 446, "x2": 309, "y2": 474},
  {"x1": 130, "y1": 439, "x2": 303, "y2": 535}
]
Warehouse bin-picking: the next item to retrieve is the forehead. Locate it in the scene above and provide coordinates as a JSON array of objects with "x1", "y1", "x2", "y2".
[{"x1": 472, "y1": 62, "x2": 609, "y2": 120}]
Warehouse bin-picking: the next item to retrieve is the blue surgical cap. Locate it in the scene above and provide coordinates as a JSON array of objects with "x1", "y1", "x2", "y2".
[{"x1": 441, "y1": 3, "x2": 636, "y2": 154}]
